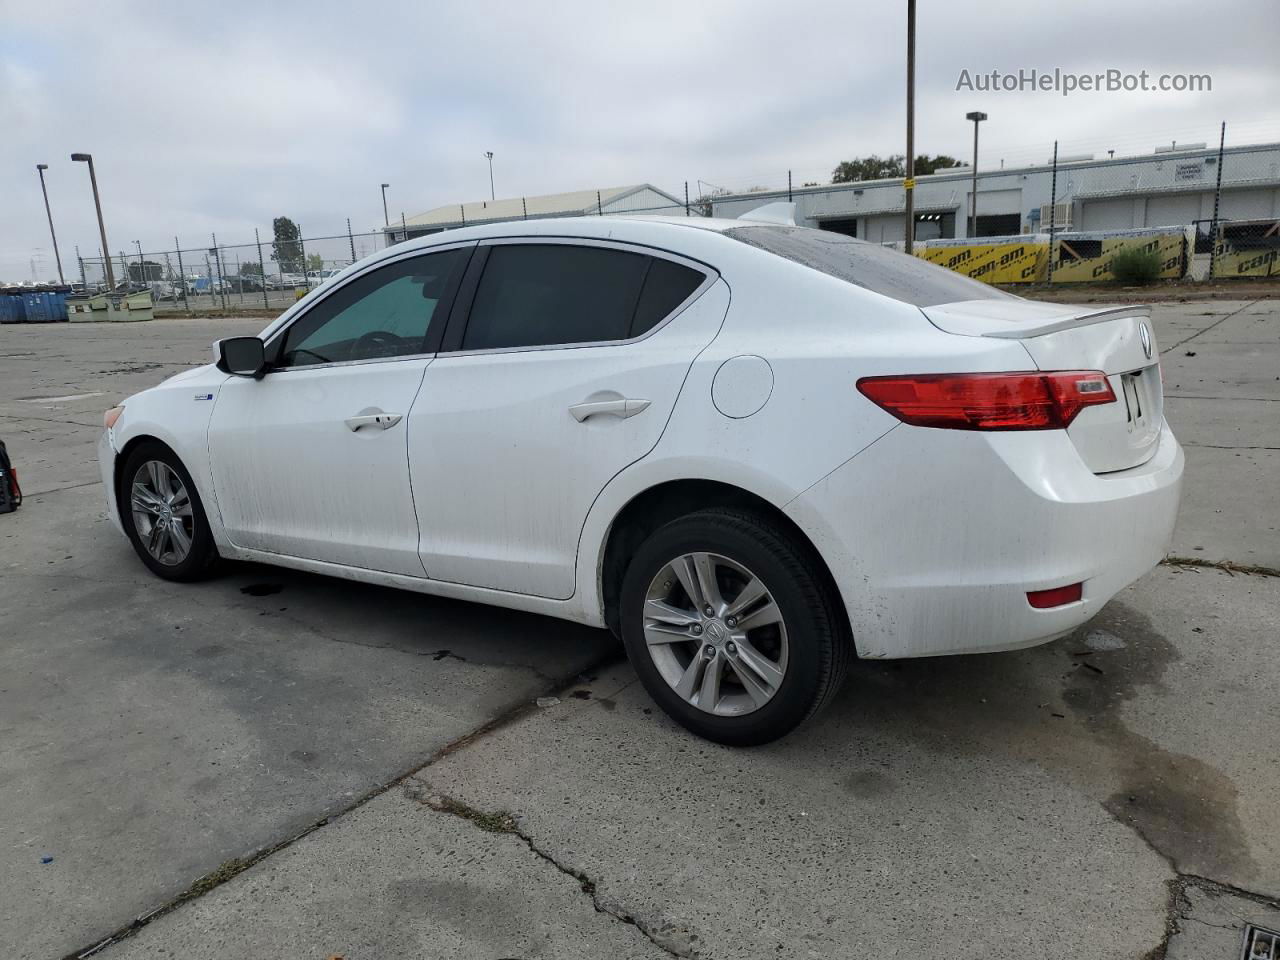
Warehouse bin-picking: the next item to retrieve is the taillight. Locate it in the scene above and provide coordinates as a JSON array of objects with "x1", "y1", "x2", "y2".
[{"x1": 856, "y1": 371, "x2": 1115, "y2": 431}]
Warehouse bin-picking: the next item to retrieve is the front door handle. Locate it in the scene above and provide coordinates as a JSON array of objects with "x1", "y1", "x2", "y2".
[
  {"x1": 345, "y1": 412, "x2": 402, "y2": 431},
  {"x1": 568, "y1": 398, "x2": 650, "y2": 422}
]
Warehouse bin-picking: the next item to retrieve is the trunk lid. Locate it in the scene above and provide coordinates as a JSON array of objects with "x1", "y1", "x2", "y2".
[{"x1": 922, "y1": 299, "x2": 1162, "y2": 473}]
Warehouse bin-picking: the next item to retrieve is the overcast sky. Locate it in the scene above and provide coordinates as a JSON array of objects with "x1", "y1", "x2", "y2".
[{"x1": 2, "y1": 0, "x2": 1277, "y2": 281}]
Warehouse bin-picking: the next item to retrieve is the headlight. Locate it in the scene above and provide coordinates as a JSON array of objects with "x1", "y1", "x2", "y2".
[{"x1": 104, "y1": 405, "x2": 125, "y2": 429}]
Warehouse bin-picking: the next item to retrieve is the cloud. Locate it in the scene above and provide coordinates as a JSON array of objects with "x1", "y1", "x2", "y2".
[{"x1": 2, "y1": 0, "x2": 1277, "y2": 280}]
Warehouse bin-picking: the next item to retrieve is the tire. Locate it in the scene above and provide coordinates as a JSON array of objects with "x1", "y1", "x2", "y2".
[
  {"x1": 619, "y1": 508, "x2": 850, "y2": 746},
  {"x1": 119, "y1": 441, "x2": 219, "y2": 582}
]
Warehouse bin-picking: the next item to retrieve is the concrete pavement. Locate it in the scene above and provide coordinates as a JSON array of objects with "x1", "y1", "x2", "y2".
[{"x1": 1, "y1": 300, "x2": 1277, "y2": 959}]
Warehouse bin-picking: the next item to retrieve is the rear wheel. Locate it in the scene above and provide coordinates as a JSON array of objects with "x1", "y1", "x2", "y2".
[
  {"x1": 619, "y1": 508, "x2": 849, "y2": 745},
  {"x1": 120, "y1": 442, "x2": 219, "y2": 581}
]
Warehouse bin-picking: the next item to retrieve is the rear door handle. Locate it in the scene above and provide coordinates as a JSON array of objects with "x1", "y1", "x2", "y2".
[
  {"x1": 568, "y1": 398, "x2": 650, "y2": 422},
  {"x1": 345, "y1": 412, "x2": 402, "y2": 431}
]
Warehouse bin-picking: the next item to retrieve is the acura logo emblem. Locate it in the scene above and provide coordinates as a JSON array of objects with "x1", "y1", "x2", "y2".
[
  {"x1": 1139, "y1": 321, "x2": 1152, "y2": 360},
  {"x1": 704, "y1": 622, "x2": 725, "y2": 642}
]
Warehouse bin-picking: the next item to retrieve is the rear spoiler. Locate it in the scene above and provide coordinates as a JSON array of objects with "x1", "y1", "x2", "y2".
[
  {"x1": 922, "y1": 299, "x2": 1153, "y2": 339},
  {"x1": 981, "y1": 304, "x2": 1152, "y2": 339}
]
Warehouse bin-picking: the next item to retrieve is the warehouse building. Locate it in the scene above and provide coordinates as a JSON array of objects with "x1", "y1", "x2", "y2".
[
  {"x1": 705, "y1": 142, "x2": 1280, "y2": 242},
  {"x1": 385, "y1": 183, "x2": 686, "y2": 244}
]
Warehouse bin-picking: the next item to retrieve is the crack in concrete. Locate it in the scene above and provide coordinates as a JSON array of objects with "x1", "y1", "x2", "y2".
[
  {"x1": 1181, "y1": 443, "x2": 1280, "y2": 451},
  {"x1": 1162, "y1": 555, "x2": 1280, "y2": 578},
  {"x1": 58, "y1": 651, "x2": 623, "y2": 960},
  {"x1": 1161, "y1": 299, "x2": 1260, "y2": 352},
  {"x1": 404, "y1": 780, "x2": 693, "y2": 958},
  {"x1": 1145, "y1": 874, "x2": 1280, "y2": 960}
]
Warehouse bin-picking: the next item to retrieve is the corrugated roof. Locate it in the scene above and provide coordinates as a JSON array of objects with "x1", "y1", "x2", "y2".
[{"x1": 403, "y1": 184, "x2": 655, "y2": 228}]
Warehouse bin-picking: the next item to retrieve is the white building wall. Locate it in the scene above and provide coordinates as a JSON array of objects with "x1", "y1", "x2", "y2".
[{"x1": 708, "y1": 143, "x2": 1280, "y2": 238}]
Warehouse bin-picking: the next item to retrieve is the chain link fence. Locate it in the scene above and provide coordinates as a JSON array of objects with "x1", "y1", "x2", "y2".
[{"x1": 70, "y1": 121, "x2": 1278, "y2": 311}]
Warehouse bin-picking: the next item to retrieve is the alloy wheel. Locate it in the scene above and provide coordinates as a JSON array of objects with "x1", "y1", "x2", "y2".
[
  {"x1": 643, "y1": 552, "x2": 789, "y2": 716},
  {"x1": 130, "y1": 460, "x2": 195, "y2": 566}
]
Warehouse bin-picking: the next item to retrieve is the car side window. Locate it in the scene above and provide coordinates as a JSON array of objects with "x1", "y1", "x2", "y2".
[
  {"x1": 278, "y1": 248, "x2": 466, "y2": 367},
  {"x1": 630, "y1": 257, "x2": 704, "y2": 337},
  {"x1": 461, "y1": 244, "x2": 657, "y2": 351}
]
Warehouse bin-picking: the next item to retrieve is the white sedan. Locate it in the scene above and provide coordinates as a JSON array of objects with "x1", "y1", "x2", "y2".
[{"x1": 98, "y1": 214, "x2": 1183, "y2": 744}]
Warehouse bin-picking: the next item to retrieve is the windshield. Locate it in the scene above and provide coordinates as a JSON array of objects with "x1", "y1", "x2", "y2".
[{"x1": 724, "y1": 224, "x2": 1017, "y2": 307}]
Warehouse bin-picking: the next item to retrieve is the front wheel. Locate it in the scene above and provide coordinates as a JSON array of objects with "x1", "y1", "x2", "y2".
[
  {"x1": 120, "y1": 442, "x2": 219, "y2": 581},
  {"x1": 619, "y1": 508, "x2": 850, "y2": 746}
]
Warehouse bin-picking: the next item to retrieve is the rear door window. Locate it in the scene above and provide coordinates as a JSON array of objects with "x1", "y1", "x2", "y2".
[
  {"x1": 724, "y1": 224, "x2": 1015, "y2": 307},
  {"x1": 460, "y1": 244, "x2": 706, "y2": 351}
]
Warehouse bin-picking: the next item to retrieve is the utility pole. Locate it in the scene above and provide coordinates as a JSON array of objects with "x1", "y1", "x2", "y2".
[
  {"x1": 1209, "y1": 122, "x2": 1226, "y2": 280},
  {"x1": 965, "y1": 112, "x2": 987, "y2": 238},
  {"x1": 380, "y1": 183, "x2": 390, "y2": 227},
  {"x1": 903, "y1": 0, "x2": 917, "y2": 254},
  {"x1": 35, "y1": 165, "x2": 65, "y2": 284},
  {"x1": 70, "y1": 153, "x2": 114, "y2": 290},
  {"x1": 484, "y1": 151, "x2": 495, "y2": 201}
]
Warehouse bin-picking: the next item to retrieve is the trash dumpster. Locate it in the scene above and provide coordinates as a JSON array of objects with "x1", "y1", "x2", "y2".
[
  {"x1": 0, "y1": 289, "x2": 26, "y2": 324},
  {"x1": 70, "y1": 290, "x2": 154, "y2": 322},
  {"x1": 22, "y1": 292, "x2": 50, "y2": 323}
]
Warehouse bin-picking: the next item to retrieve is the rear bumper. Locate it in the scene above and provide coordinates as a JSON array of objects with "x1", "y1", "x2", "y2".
[{"x1": 785, "y1": 421, "x2": 1183, "y2": 658}]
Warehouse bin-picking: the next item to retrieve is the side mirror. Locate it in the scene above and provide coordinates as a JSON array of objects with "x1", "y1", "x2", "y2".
[{"x1": 216, "y1": 337, "x2": 268, "y2": 379}]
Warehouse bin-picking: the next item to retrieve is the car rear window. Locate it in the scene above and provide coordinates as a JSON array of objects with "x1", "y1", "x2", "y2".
[{"x1": 723, "y1": 225, "x2": 1015, "y2": 307}]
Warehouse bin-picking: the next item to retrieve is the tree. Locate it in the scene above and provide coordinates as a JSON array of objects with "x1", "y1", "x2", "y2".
[
  {"x1": 832, "y1": 155, "x2": 905, "y2": 183},
  {"x1": 240, "y1": 261, "x2": 263, "y2": 276},
  {"x1": 127, "y1": 260, "x2": 163, "y2": 282},
  {"x1": 915, "y1": 154, "x2": 961, "y2": 175},
  {"x1": 306, "y1": 253, "x2": 324, "y2": 272},
  {"x1": 831, "y1": 154, "x2": 962, "y2": 183},
  {"x1": 272, "y1": 217, "x2": 304, "y2": 273}
]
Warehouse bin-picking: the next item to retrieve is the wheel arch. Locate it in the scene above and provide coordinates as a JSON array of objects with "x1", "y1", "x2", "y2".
[
  {"x1": 113, "y1": 434, "x2": 176, "y2": 522},
  {"x1": 597, "y1": 478, "x2": 851, "y2": 644}
]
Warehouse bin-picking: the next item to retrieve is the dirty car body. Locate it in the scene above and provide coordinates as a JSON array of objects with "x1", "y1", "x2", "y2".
[{"x1": 99, "y1": 216, "x2": 1183, "y2": 743}]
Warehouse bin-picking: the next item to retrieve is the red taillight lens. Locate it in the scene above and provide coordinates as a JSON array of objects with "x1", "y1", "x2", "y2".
[{"x1": 856, "y1": 371, "x2": 1115, "y2": 431}]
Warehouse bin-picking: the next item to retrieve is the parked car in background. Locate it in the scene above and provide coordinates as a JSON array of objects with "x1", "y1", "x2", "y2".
[{"x1": 98, "y1": 214, "x2": 1183, "y2": 745}]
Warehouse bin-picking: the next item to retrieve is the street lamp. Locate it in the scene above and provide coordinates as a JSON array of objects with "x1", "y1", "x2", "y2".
[
  {"x1": 380, "y1": 183, "x2": 390, "y2": 227},
  {"x1": 35, "y1": 164, "x2": 65, "y2": 285},
  {"x1": 903, "y1": 0, "x2": 916, "y2": 254},
  {"x1": 484, "y1": 151, "x2": 495, "y2": 201},
  {"x1": 965, "y1": 111, "x2": 987, "y2": 238},
  {"x1": 70, "y1": 153, "x2": 114, "y2": 291}
]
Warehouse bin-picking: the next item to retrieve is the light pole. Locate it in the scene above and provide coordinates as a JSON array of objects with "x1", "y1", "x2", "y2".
[
  {"x1": 35, "y1": 164, "x2": 65, "y2": 285},
  {"x1": 484, "y1": 151, "x2": 495, "y2": 201},
  {"x1": 380, "y1": 183, "x2": 390, "y2": 227},
  {"x1": 965, "y1": 111, "x2": 987, "y2": 238},
  {"x1": 134, "y1": 239, "x2": 143, "y2": 285},
  {"x1": 70, "y1": 153, "x2": 114, "y2": 291},
  {"x1": 903, "y1": 0, "x2": 916, "y2": 254}
]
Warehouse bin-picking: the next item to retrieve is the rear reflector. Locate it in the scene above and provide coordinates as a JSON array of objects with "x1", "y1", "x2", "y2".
[
  {"x1": 1027, "y1": 583, "x2": 1083, "y2": 609},
  {"x1": 857, "y1": 371, "x2": 1116, "y2": 431}
]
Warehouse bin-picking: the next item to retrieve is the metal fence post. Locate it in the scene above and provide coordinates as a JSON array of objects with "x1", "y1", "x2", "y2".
[
  {"x1": 1047, "y1": 141, "x2": 1059, "y2": 285},
  {"x1": 788, "y1": 170, "x2": 793, "y2": 203},
  {"x1": 254, "y1": 228, "x2": 270, "y2": 309},
  {"x1": 460, "y1": 205, "x2": 466, "y2": 226},
  {"x1": 1209, "y1": 121, "x2": 1226, "y2": 280},
  {"x1": 297, "y1": 226, "x2": 308, "y2": 293},
  {"x1": 597, "y1": 190, "x2": 603, "y2": 215},
  {"x1": 522, "y1": 197, "x2": 527, "y2": 220},
  {"x1": 346, "y1": 218, "x2": 356, "y2": 264},
  {"x1": 212, "y1": 234, "x2": 228, "y2": 312},
  {"x1": 684, "y1": 181, "x2": 689, "y2": 217},
  {"x1": 401, "y1": 211, "x2": 408, "y2": 240},
  {"x1": 174, "y1": 237, "x2": 187, "y2": 310}
]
